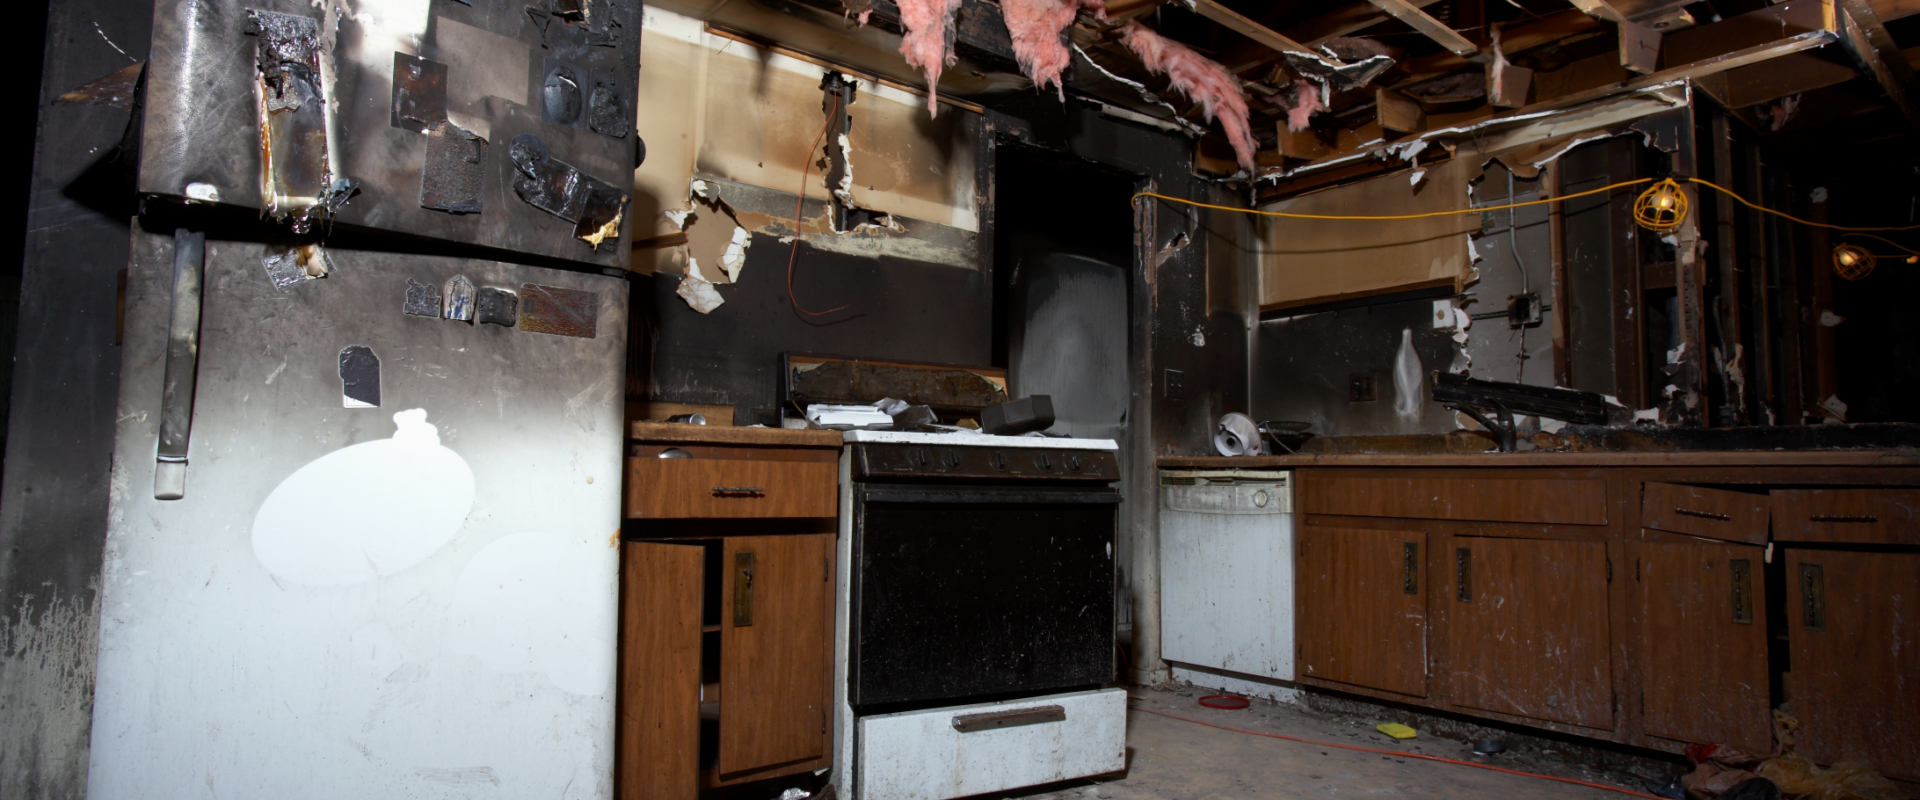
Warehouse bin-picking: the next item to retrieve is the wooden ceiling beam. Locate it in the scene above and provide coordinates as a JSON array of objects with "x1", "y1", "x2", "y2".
[
  {"x1": 1834, "y1": 0, "x2": 1920, "y2": 130},
  {"x1": 1220, "y1": 0, "x2": 1448, "y2": 73},
  {"x1": 1364, "y1": 0, "x2": 1484, "y2": 59},
  {"x1": 1391, "y1": 10, "x2": 1600, "y2": 89},
  {"x1": 1186, "y1": 0, "x2": 1319, "y2": 57}
]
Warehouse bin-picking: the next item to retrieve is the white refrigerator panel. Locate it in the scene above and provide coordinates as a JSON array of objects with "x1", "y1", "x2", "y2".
[{"x1": 88, "y1": 230, "x2": 626, "y2": 799}]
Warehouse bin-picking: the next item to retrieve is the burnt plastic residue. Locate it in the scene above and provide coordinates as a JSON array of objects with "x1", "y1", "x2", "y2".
[
  {"x1": 420, "y1": 120, "x2": 487, "y2": 214},
  {"x1": 510, "y1": 133, "x2": 628, "y2": 249},
  {"x1": 261, "y1": 243, "x2": 332, "y2": 290},
  {"x1": 391, "y1": 52, "x2": 449, "y2": 132},
  {"x1": 518, "y1": 284, "x2": 598, "y2": 338},
  {"x1": 476, "y1": 287, "x2": 519, "y2": 327},
  {"x1": 541, "y1": 60, "x2": 585, "y2": 128},
  {"x1": 587, "y1": 74, "x2": 629, "y2": 138},
  {"x1": 339, "y1": 345, "x2": 381, "y2": 408},
  {"x1": 403, "y1": 279, "x2": 441, "y2": 317},
  {"x1": 246, "y1": 10, "x2": 357, "y2": 233}
]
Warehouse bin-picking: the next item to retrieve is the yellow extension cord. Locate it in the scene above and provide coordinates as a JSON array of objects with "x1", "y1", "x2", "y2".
[{"x1": 1130, "y1": 177, "x2": 1920, "y2": 250}]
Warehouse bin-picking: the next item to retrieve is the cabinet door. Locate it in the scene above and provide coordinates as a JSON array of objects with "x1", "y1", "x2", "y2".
[
  {"x1": 1639, "y1": 538, "x2": 1770, "y2": 752},
  {"x1": 619, "y1": 542, "x2": 704, "y2": 800},
  {"x1": 1784, "y1": 549, "x2": 1920, "y2": 781},
  {"x1": 718, "y1": 534, "x2": 835, "y2": 777},
  {"x1": 1448, "y1": 536, "x2": 1613, "y2": 729},
  {"x1": 1298, "y1": 526, "x2": 1428, "y2": 697}
]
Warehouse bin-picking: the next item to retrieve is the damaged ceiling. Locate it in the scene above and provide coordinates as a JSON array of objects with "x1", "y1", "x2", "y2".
[{"x1": 646, "y1": 0, "x2": 1920, "y2": 194}]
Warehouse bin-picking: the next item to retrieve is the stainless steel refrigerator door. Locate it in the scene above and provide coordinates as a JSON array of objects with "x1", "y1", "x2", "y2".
[
  {"x1": 89, "y1": 228, "x2": 627, "y2": 799},
  {"x1": 139, "y1": 0, "x2": 640, "y2": 267}
]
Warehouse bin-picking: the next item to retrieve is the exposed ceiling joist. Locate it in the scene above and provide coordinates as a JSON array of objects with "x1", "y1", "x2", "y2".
[
  {"x1": 1220, "y1": 0, "x2": 1446, "y2": 73},
  {"x1": 1185, "y1": 0, "x2": 1319, "y2": 58},
  {"x1": 1835, "y1": 0, "x2": 1920, "y2": 130},
  {"x1": 1391, "y1": 10, "x2": 1600, "y2": 89},
  {"x1": 1363, "y1": 0, "x2": 1484, "y2": 59}
]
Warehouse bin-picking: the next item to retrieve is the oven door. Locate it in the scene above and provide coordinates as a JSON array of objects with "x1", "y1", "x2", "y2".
[{"x1": 851, "y1": 484, "x2": 1119, "y2": 708}]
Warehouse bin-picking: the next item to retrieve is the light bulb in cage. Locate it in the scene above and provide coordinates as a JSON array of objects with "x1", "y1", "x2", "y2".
[
  {"x1": 1633, "y1": 178, "x2": 1688, "y2": 233},
  {"x1": 1832, "y1": 243, "x2": 1876, "y2": 281}
]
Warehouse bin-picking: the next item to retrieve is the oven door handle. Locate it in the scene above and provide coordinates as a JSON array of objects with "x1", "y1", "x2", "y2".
[{"x1": 858, "y1": 486, "x2": 1122, "y2": 505}]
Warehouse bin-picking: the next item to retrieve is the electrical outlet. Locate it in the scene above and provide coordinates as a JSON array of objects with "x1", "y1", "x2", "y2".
[
  {"x1": 1164, "y1": 369, "x2": 1184, "y2": 398},
  {"x1": 1350, "y1": 373, "x2": 1377, "y2": 402}
]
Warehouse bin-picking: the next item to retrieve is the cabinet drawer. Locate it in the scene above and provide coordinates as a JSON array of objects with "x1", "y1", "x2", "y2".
[
  {"x1": 1771, "y1": 489, "x2": 1920, "y2": 545},
  {"x1": 1641, "y1": 483, "x2": 1769, "y2": 544},
  {"x1": 1301, "y1": 476, "x2": 1607, "y2": 525},
  {"x1": 859, "y1": 688, "x2": 1126, "y2": 800},
  {"x1": 625, "y1": 459, "x2": 836, "y2": 518}
]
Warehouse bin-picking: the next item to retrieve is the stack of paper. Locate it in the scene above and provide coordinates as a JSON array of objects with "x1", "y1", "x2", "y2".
[{"x1": 804, "y1": 404, "x2": 893, "y2": 428}]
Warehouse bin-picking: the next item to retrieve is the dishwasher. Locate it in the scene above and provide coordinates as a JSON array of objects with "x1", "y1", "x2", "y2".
[{"x1": 1158, "y1": 469, "x2": 1296, "y2": 699}]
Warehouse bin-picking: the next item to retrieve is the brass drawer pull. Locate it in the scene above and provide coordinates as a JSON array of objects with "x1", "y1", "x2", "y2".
[
  {"x1": 1809, "y1": 514, "x2": 1877, "y2": 523},
  {"x1": 1674, "y1": 508, "x2": 1732, "y2": 521},
  {"x1": 712, "y1": 486, "x2": 765, "y2": 496}
]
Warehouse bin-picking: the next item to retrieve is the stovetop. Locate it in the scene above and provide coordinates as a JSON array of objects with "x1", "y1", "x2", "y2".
[{"x1": 850, "y1": 442, "x2": 1119, "y2": 481}]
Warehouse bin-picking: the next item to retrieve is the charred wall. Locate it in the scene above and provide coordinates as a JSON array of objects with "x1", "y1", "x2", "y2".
[{"x1": 1, "y1": 0, "x2": 148, "y2": 796}]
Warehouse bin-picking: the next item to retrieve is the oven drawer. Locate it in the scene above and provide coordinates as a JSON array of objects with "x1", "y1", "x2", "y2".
[
  {"x1": 857, "y1": 688, "x2": 1126, "y2": 800},
  {"x1": 625, "y1": 458, "x2": 836, "y2": 518}
]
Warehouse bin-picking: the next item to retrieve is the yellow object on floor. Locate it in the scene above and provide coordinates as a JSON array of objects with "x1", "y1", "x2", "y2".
[{"x1": 1376, "y1": 723, "x2": 1418, "y2": 740}]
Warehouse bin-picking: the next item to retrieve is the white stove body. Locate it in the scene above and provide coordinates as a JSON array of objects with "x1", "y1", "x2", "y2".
[{"x1": 832, "y1": 431, "x2": 1127, "y2": 800}]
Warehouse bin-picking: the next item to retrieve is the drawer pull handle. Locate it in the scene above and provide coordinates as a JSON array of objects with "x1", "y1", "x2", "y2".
[
  {"x1": 1674, "y1": 508, "x2": 1732, "y2": 521},
  {"x1": 951, "y1": 705, "x2": 1066, "y2": 733},
  {"x1": 712, "y1": 486, "x2": 765, "y2": 496},
  {"x1": 1809, "y1": 514, "x2": 1877, "y2": 523}
]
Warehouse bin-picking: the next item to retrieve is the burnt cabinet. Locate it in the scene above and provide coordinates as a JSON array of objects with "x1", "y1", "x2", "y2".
[
  {"x1": 1297, "y1": 526, "x2": 1428, "y2": 697},
  {"x1": 1782, "y1": 549, "x2": 1920, "y2": 781},
  {"x1": 1637, "y1": 538, "x2": 1771, "y2": 753},
  {"x1": 619, "y1": 424, "x2": 841, "y2": 800},
  {"x1": 620, "y1": 534, "x2": 835, "y2": 799},
  {"x1": 1447, "y1": 536, "x2": 1614, "y2": 730}
]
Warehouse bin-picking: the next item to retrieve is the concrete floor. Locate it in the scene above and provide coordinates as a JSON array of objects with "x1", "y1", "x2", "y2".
[{"x1": 1003, "y1": 687, "x2": 1667, "y2": 800}]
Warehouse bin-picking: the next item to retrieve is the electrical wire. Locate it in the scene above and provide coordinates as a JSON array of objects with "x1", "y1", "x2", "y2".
[
  {"x1": 786, "y1": 92, "x2": 852, "y2": 317},
  {"x1": 1690, "y1": 178, "x2": 1920, "y2": 233},
  {"x1": 1128, "y1": 178, "x2": 1654, "y2": 221},
  {"x1": 1131, "y1": 705, "x2": 1665, "y2": 800}
]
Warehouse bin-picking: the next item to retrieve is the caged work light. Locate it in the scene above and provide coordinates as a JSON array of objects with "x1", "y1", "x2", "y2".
[
  {"x1": 1632, "y1": 178, "x2": 1689, "y2": 233},
  {"x1": 1832, "y1": 243, "x2": 1875, "y2": 281}
]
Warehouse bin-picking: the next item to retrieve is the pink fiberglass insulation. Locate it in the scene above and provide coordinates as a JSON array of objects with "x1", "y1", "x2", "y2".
[
  {"x1": 1285, "y1": 78, "x2": 1322, "y2": 133},
  {"x1": 1117, "y1": 21, "x2": 1256, "y2": 173},
  {"x1": 897, "y1": 0, "x2": 964, "y2": 116},
  {"x1": 1003, "y1": 0, "x2": 1106, "y2": 101}
]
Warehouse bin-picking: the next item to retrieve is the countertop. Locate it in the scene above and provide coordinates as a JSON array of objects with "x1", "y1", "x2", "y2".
[
  {"x1": 1157, "y1": 449, "x2": 1920, "y2": 468},
  {"x1": 629, "y1": 421, "x2": 844, "y2": 448}
]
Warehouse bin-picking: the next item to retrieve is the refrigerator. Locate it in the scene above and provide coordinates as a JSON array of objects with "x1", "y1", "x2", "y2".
[{"x1": 88, "y1": 0, "x2": 640, "y2": 796}]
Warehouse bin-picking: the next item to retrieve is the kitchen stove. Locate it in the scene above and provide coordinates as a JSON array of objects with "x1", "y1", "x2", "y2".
[{"x1": 830, "y1": 430, "x2": 1128, "y2": 800}]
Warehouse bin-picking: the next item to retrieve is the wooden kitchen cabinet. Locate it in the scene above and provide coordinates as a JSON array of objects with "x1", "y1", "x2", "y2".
[
  {"x1": 1638, "y1": 537, "x2": 1771, "y2": 753},
  {"x1": 1297, "y1": 525, "x2": 1429, "y2": 698},
  {"x1": 619, "y1": 424, "x2": 841, "y2": 800},
  {"x1": 1447, "y1": 535, "x2": 1614, "y2": 730},
  {"x1": 1782, "y1": 548, "x2": 1920, "y2": 782}
]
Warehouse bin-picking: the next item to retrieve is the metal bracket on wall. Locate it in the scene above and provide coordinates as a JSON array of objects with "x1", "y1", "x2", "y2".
[{"x1": 155, "y1": 228, "x2": 206, "y2": 500}]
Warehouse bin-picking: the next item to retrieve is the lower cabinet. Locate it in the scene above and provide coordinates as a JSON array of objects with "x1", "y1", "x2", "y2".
[
  {"x1": 1446, "y1": 535, "x2": 1613, "y2": 730},
  {"x1": 1782, "y1": 549, "x2": 1920, "y2": 781},
  {"x1": 620, "y1": 533, "x2": 836, "y2": 800},
  {"x1": 1297, "y1": 526, "x2": 1428, "y2": 698},
  {"x1": 1638, "y1": 537, "x2": 1771, "y2": 753}
]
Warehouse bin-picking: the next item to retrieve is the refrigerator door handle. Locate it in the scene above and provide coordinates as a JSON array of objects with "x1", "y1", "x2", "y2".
[{"x1": 155, "y1": 228, "x2": 206, "y2": 500}]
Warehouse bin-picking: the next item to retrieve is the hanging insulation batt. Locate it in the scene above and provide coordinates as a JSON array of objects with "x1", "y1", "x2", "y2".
[
  {"x1": 1002, "y1": 0, "x2": 1106, "y2": 100},
  {"x1": 1116, "y1": 21, "x2": 1256, "y2": 172},
  {"x1": 897, "y1": 0, "x2": 965, "y2": 115}
]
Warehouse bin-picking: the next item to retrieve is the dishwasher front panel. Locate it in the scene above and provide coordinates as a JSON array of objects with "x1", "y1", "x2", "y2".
[{"x1": 1158, "y1": 474, "x2": 1295, "y2": 680}]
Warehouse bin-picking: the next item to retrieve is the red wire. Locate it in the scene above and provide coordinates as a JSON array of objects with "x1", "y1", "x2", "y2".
[
  {"x1": 787, "y1": 93, "x2": 852, "y2": 317},
  {"x1": 1132, "y1": 706, "x2": 1664, "y2": 800}
]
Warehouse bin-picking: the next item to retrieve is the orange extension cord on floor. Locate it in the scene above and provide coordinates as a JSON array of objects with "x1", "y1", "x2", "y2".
[{"x1": 1132, "y1": 705, "x2": 1663, "y2": 800}]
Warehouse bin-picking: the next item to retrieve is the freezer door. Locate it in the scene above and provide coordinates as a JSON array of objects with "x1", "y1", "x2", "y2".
[
  {"x1": 88, "y1": 230, "x2": 628, "y2": 798},
  {"x1": 139, "y1": 0, "x2": 641, "y2": 266}
]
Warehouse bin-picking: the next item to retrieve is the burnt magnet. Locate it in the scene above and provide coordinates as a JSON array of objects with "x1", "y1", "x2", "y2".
[
  {"x1": 339, "y1": 346, "x2": 380, "y2": 408},
  {"x1": 443, "y1": 275, "x2": 476, "y2": 321},
  {"x1": 475, "y1": 287, "x2": 518, "y2": 327},
  {"x1": 390, "y1": 52, "x2": 448, "y2": 132},
  {"x1": 403, "y1": 279, "x2": 440, "y2": 317},
  {"x1": 420, "y1": 120, "x2": 486, "y2": 214},
  {"x1": 518, "y1": 284, "x2": 598, "y2": 338}
]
